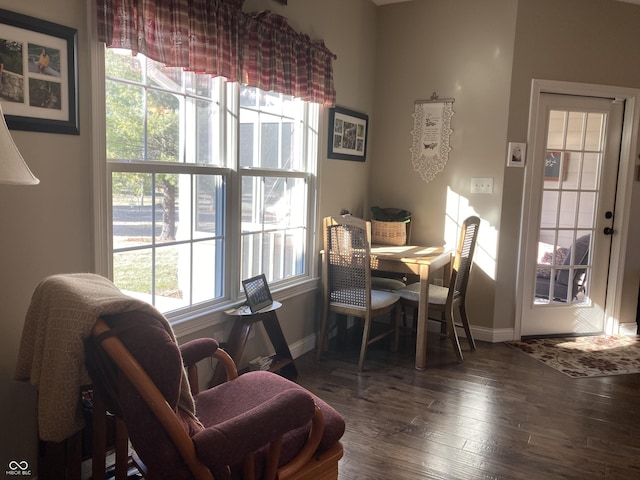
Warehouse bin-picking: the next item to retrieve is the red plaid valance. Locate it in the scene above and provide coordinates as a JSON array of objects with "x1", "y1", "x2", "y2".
[{"x1": 96, "y1": 0, "x2": 337, "y2": 106}]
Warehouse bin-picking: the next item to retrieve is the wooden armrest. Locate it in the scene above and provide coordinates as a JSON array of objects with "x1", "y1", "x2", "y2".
[
  {"x1": 277, "y1": 404, "x2": 324, "y2": 479},
  {"x1": 91, "y1": 319, "x2": 214, "y2": 480},
  {"x1": 213, "y1": 348, "x2": 238, "y2": 382}
]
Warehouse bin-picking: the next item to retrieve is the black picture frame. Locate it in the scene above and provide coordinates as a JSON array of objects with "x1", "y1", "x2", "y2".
[
  {"x1": 328, "y1": 106, "x2": 368, "y2": 162},
  {"x1": 0, "y1": 8, "x2": 78, "y2": 134},
  {"x1": 545, "y1": 150, "x2": 568, "y2": 181}
]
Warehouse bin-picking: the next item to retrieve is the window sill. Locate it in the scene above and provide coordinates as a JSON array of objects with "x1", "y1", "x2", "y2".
[{"x1": 170, "y1": 276, "x2": 320, "y2": 338}]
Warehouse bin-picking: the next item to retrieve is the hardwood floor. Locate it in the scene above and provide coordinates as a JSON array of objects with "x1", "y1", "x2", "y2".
[{"x1": 296, "y1": 328, "x2": 640, "y2": 479}]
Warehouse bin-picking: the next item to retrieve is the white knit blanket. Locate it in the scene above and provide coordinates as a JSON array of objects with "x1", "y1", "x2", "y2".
[{"x1": 14, "y1": 273, "x2": 197, "y2": 442}]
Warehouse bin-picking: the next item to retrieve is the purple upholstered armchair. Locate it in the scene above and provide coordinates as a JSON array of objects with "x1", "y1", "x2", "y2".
[{"x1": 85, "y1": 309, "x2": 345, "y2": 480}]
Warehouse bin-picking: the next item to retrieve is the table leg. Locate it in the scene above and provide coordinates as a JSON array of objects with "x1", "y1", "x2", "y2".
[
  {"x1": 414, "y1": 264, "x2": 431, "y2": 370},
  {"x1": 262, "y1": 312, "x2": 298, "y2": 379}
]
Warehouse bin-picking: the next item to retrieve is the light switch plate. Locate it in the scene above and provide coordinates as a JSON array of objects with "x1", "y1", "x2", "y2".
[{"x1": 471, "y1": 177, "x2": 494, "y2": 194}]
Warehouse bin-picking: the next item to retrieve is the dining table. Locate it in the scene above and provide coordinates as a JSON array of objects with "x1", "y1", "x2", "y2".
[{"x1": 370, "y1": 244, "x2": 452, "y2": 370}]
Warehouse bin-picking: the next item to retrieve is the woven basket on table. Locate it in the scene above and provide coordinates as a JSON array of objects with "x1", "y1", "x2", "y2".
[{"x1": 371, "y1": 220, "x2": 407, "y2": 246}]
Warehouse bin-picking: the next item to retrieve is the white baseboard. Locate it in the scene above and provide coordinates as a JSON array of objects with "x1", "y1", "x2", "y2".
[
  {"x1": 618, "y1": 322, "x2": 638, "y2": 335},
  {"x1": 289, "y1": 321, "x2": 640, "y2": 361},
  {"x1": 470, "y1": 326, "x2": 515, "y2": 343},
  {"x1": 289, "y1": 332, "x2": 317, "y2": 359},
  {"x1": 289, "y1": 322, "x2": 518, "y2": 361}
]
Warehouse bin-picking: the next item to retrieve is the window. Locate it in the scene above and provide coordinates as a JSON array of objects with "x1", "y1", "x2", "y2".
[
  {"x1": 105, "y1": 49, "x2": 318, "y2": 315},
  {"x1": 238, "y1": 87, "x2": 316, "y2": 281}
]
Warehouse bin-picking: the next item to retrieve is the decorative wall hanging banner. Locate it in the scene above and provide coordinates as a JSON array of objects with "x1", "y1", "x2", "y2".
[{"x1": 409, "y1": 93, "x2": 455, "y2": 183}]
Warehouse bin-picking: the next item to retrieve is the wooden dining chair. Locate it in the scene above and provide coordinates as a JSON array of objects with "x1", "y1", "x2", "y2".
[
  {"x1": 316, "y1": 215, "x2": 402, "y2": 371},
  {"x1": 394, "y1": 216, "x2": 480, "y2": 362}
]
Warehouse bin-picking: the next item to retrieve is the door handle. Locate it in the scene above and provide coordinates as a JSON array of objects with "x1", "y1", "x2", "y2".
[{"x1": 604, "y1": 227, "x2": 614, "y2": 235}]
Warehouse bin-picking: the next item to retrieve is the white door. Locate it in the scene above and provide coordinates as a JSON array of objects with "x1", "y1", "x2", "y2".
[{"x1": 520, "y1": 93, "x2": 623, "y2": 337}]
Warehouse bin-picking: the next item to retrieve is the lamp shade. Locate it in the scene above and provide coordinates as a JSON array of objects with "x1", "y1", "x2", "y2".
[{"x1": 0, "y1": 103, "x2": 39, "y2": 185}]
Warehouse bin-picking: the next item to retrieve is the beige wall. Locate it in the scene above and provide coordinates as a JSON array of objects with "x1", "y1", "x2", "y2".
[
  {"x1": 0, "y1": 0, "x2": 94, "y2": 471},
  {"x1": 370, "y1": 0, "x2": 518, "y2": 330},
  {"x1": 373, "y1": 0, "x2": 640, "y2": 333},
  {"x1": 498, "y1": 0, "x2": 640, "y2": 329}
]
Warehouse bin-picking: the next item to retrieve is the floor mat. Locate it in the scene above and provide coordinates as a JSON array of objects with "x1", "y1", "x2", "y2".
[{"x1": 506, "y1": 335, "x2": 640, "y2": 378}]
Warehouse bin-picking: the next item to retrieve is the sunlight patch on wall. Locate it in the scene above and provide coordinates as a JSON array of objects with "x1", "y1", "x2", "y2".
[{"x1": 446, "y1": 187, "x2": 497, "y2": 280}]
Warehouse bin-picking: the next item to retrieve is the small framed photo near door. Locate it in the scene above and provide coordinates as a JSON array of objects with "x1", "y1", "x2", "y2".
[{"x1": 507, "y1": 142, "x2": 526, "y2": 167}]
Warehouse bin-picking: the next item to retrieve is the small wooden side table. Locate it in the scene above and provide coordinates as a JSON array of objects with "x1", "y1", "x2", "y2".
[{"x1": 211, "y1": 301, "x2": 298, "y2": 386}]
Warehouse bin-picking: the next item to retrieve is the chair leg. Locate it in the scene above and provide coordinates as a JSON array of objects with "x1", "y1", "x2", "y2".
[
  {"x1": 403, "y1": 304, "x2": 411, "y2": 329},
  {"x1": 392, "y1": 306, "x2": 401, "y2": 353},
  {"x1": 358, "y1": 315, "x2": 372, "y2": 372},
  {"x1": 316, "y1": 308, "x2": 329, "y2": 361},
  {"x1": 458, "y1": 302, "x2": 476, "y2": 351},
  {"x1": 445, "y1": 305, "x2": 464, "y2": 362},
  {"x1": 408, "y1": 306, "x2": 418, "y2": 335}
]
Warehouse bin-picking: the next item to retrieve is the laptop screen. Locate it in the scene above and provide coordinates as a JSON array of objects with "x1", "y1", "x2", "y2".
[{"x1": 242, "y1": 274, "x2": 273, "y2": 313}]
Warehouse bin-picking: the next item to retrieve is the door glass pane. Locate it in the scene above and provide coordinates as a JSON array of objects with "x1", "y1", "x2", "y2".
[
  {"x1": 558, "y1": 192, "x2": 578, "y2": 228},
  {"x1": 574, "y1": 230, "x2": 592, "y2": 300},
  {"x1": 585, "y1": 113, "x2": 604, "y2": 151},
  {"x1": 581, "y1": 153, "x2": 600, "y2": 190},
  {"x1": 562, "y1": 152, "x2": 581, "y2": 190},
  {"x1": 566, "y1": 112, "x2": 585, "y2": 150},
  {"x1": 577, "y1": 192, "x2": 597, "y2": 229},
  {"x1": 547, "y1": 110, "x2": 566, "y2": 149},
  {"x1": 540, "y1": 191, "x2": 559, "y2": 228},
  {"x1": 535, "y1": 107, "x2": 604, "y2": 305}
]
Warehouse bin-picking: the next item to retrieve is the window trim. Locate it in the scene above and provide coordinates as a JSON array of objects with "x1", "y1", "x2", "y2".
[{"x1": 91, "y1": 37, "x2": 321, "y2": 331}]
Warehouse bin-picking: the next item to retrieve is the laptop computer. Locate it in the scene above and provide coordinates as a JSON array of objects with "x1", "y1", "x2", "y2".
[{"x1": 242, "y1": 274, "x2": 274, "y2": 313}]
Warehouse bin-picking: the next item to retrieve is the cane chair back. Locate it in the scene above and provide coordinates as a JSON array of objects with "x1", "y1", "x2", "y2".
[
  {"x1": 317, "y1": 215, "x2": 401, "y2": 371},
  {"x1": 395, "y1": 215, "x2": 480, "y2": 362}
]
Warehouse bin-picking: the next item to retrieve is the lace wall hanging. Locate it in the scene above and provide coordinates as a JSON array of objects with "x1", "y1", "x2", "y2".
[{"x1": 410, "y1": 93, "x2": 455, "y2": 183}]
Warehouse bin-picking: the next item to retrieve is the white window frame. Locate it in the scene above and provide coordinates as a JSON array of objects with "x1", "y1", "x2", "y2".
[{"x1": 90, "y1": 40, "x2": 320, "y2": 336}]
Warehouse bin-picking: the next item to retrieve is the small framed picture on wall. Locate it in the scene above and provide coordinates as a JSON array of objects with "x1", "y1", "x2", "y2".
[{"x1": 507, "y1": 142, "x2": 526, "y2": 167}]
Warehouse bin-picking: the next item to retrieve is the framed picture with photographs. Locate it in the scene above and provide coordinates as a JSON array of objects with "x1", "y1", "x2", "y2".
[
  {"x1": 328, "y1": 106, "x2": 368, "y2": 162},
  {"x1": 0, "y1": 8, "x2": 78, "y2": 134}
]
